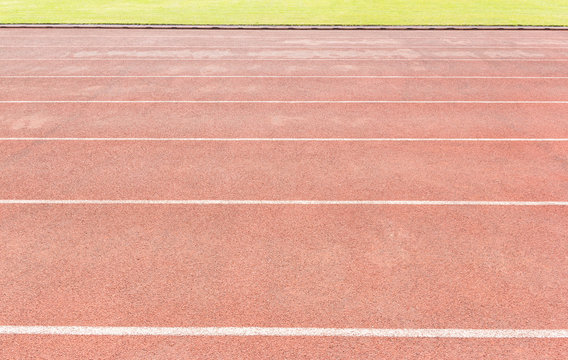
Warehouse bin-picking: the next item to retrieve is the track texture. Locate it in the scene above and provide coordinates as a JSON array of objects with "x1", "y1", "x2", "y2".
[{"x1": 0, "y1": 29, "x2": 567, "y2": 359}]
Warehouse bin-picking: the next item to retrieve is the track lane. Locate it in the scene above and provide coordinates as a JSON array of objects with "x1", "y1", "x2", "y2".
[
  {"x1": 0, "y1": 141, "x2": 566, "y2": 200},
  {"x1": 2, "y1": 30, "x2": 568, "y2": 47},
  {"x1": 1, "y1": 205, "x2": 566, "y2": 328},
  {"x1": 1, "y1": 77, "x2": 567, "y2": 101},
  {"x1": 2, "y1": 336, "x2": 567, "y2": 359},
  {"x1": 2, "y1": 59, "x2": 567, "y2": 76},
  {"x1": 2, "y1": 46, "x2": 567, "y2": 60},
  {"x1": 1, "y1": 103, "x2": 567, "y2": 139}
]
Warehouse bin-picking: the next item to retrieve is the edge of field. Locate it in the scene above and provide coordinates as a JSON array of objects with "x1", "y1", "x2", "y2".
[{"x1": 1, "y1": 24, "x2": 568, "y2": 30}]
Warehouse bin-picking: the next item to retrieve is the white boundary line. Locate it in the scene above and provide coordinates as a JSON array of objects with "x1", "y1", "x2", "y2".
[
  {"x1": 0, "y1": 326, "x2": 567, "y2": 338},
  {"x1": 1, "y1": 138, "x2": 567, "y2": 142},
  {"x1": 2, "y1": 58, "x2": 568, "y2": 61},
  {"x1": 1, "y1": 101, "x2": 567, "y2": 104},
  {"x1": 1, "y1": 200, "x2": 566, "y2": 205},
  {"x1": 2, "y1": 75, "x2": 567, "y2": 79}
]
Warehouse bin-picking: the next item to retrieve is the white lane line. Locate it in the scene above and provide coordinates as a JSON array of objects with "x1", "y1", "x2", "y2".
[
  {"x1": 2, "y1": 75, "x2": 567, "y2": 79},
  {"x1": 1, "y1": 138, "x2": 567, "y2": 142},
  {"x1": 4, "y1": 45, "x2": 568, "y2": 49},
  {"x1": 0, "y1": 200, "x2": 566, "y2": 205},
  {"x1": 1, "y1": 101, "x2": 567, "y2": 104},
  {"x1": 0, "y1": 326, "x2": 567, "y2": 338},
  {"x1": 2, "y1": 58, "x2": 568, "y2": 62},
  {"x1": 0, "y1": 35, "x2": 565, "y2": 40}
]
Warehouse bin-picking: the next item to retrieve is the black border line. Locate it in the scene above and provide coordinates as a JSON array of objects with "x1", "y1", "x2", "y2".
[{"x1": 1, "y1": 24, "x2": 567, "y2": 30}]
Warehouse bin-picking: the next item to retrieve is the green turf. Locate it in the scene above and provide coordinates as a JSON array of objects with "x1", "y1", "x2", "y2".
[{"x1": 0, "y1": 0, "x2": 567, "y2": 25}]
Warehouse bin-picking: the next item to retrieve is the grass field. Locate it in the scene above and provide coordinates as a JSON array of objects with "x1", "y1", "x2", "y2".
[{"x1": 0, "y1": 0, "x2": 567, "y2": 25}]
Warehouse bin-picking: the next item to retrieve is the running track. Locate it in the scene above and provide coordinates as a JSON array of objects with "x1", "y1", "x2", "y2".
[{"x1": 0, "y1": 28, "x2": 567, "y2": 359}]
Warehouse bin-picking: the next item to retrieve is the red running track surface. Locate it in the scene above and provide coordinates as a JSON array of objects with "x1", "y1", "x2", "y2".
[{"x1": 0, "y1": 28, "x2": 567, "y2": 359}]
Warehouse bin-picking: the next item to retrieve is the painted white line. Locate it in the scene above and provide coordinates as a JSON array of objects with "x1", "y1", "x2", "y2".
[
  {"x1": 1, "y1": 101, "x2": 566, "y2": 104},
  {"x1": 1, "y1": 138, "x2": 567, "y2": 142},
  {"x1": 4, "y1": 45, "x2": 568, "y2": 49},
  {"x1": 0, "y1": 200, "x2": 566, "y2": 205},
  {"x1": 0, "y1": 35, "x2": 565, "y2": 40},
  {"x1": 2, "y1": 58, "x2": 568, "y2": 62},
  {"x1": 2, "y1": 75, "x2": 567, "y2": 79},
  {"x1": 0, "y1": 326, "x2": 567, "y2": 338}
]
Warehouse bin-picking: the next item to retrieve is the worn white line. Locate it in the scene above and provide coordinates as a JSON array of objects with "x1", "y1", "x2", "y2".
[
  {"x1": 1, "y1": 101, "x2": 566, "y2": 104},
  {"x1": 1, "y1": 138, "x2": 567, "y2": 142},
  {"x1": 2, "y1": 75, "x2": 567, "y2": 79},
  {"x1": 2, "y1": 58, "x2": 568, "y2": 62},
  {"x1": 0, "y1": 35, "x2": 565, "y2": 40},
  {"x1": 0, "y1": 200, "x2": 566, "y2": 205},
  {"x1": 0, "y1": 326, "x2": 567, "y2": 338}
]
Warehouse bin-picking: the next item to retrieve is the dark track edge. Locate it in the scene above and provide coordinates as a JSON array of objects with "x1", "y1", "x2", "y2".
[{"x1": 1, "y1": 24, "x2": 567, "y2": 30}]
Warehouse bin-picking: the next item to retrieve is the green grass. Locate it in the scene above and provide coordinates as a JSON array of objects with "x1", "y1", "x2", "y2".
[{"x1": 1, "y1": 0, "x2": 567, "y2": 25}]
